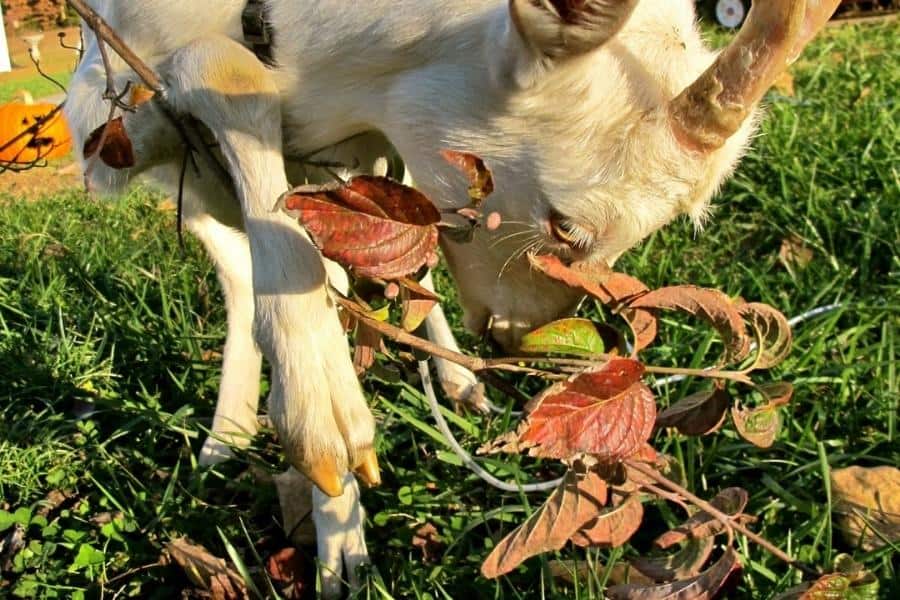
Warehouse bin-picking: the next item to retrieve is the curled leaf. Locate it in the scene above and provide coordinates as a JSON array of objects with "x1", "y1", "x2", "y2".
[
  {"x1": 528, "y1": 254, "x2": 658, "y2": 352},
  {"x1": 571, "y1": 493, "x2": 644, "y2": 548},
  {"x1": 655, "y1": 488, "x2": 749, "y2": 549},
  {"x1": 656, "y1": 388, "x2": 730, "y2": 436},
  {"x1": 731, "y1": 401, "x2": 782, "y2": 449},
  {"x1": 398, "y1": 277, "x2": 440, "y2": 332},
  {"x1": 440, "y1": 149, "x2": 494, "y2": 204},
  {"x1": 631, "y1": 537, "x2": 715, "y2": 583},
  {"x1": 279, "y1": 176, "x2": 440, "y2": 280},
  {"x1": 83, "y1": 117, "x2": 135, "y2": 168},
  {"x1": 629, "y1": 285, "x2": 751, "y2": 364},
  {"x1": 740, "y1": 302, "x2": 793, "y2": 369},
  {"x1": 606, "y1": 546, "x2": 741, "y2": 600},
  {"x1": 520, "y1": 359, "x2": 656, "y2": 462},
  {"x1": 519, "y1": 318, "x2": 610, "y2": 357},
  {"x1": 481, "y1": 470, "x2": 608, "y2": 578}
]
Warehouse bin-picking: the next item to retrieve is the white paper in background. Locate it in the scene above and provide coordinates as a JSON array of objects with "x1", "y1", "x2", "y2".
[{"x1": 0, "y1": 6, "x2": 11, "y2": 73}]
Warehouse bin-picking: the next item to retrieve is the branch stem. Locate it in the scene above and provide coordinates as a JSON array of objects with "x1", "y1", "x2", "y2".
[{"x1": 626, "y1": 460, "x2": 820, "y2": 577}]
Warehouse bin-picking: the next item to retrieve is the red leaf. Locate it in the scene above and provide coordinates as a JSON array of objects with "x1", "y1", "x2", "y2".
[
  {"x1": 631, "y1": 538, "x2": 716, "y2": 583},
  {"x1": 520, "y1": 359, "x2": 656, "y2": 461},
  {"x1": 440, "y1": 149, "x2": 495, "y2": 204},
  {"x1": 280, "y1": 176, "x2": 440, "y2": 280},
  {"x1": 629, "y1": 286, "x2": 751, "y2": 363},
  {"x1": 83, "y1": 117, "x2": 135, "y2": 168},
  {"x1": 481, "y1": 469, "x2": 608, "y2": 578},
  {"x1": 528, "y1": 254, "x2": 658, "y2": 352},
  {"x1": 266, "y1": 547, "x2": 309, "y2": 599},
  {"x1": 353, "y1": 321, "x2": 383, "y2": 375}
]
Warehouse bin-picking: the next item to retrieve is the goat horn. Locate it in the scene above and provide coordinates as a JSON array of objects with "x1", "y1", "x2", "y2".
[{"x1": 668, "y1": 0, "x2": 841, "y2": 153}]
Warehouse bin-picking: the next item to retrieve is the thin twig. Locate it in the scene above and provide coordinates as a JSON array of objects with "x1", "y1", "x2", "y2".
[{"x1": 626, "y1": 460, "x2": 821, "y2": 577}]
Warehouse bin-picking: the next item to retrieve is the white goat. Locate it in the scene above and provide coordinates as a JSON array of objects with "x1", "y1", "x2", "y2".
[{"x1": 65, "y1": 0, "x2": 838, "y2": 594}]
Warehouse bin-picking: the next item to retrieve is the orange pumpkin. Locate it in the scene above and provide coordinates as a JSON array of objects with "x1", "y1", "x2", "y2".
[{"x1": 0, "y1": 91, "x2": 72, "y2": 164}]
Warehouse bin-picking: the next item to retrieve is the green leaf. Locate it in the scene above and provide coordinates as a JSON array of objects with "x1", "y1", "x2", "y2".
[
  {"x1": 70, "y1": 543, "x2": 105, "y2": 571},
  {"x1": 520, "y1": 318, "x2": 607, "y2": 357}
]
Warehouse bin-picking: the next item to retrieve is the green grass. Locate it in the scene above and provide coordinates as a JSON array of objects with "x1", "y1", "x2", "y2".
[
  {"x1": 0, "y1": 72, "x2": 73, "y2": 104},
  {"x1": 0, "y1": 21, "x2": 898, "y2": 600}
]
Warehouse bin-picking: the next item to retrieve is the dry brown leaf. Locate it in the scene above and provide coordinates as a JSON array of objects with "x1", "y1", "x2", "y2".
[
  {"x1": 520, "y1": 359, "x2": 656, "y2": 462},
  {"x1": 773, "y1": 70, "x2": 796, "y2": 96},
  {"x1": 398, "y1": 277, "x2": 439, "y2": 332},
  {"x1": 606, "y1": 547, "x2": 741, "y2": 600},
  {"x1": 481, "y1": 470, "x2": 608, "y2": 578},
  {"x1": 656, "y1": 388, "x2": 730, "y2": 436},
  {"x1": 412, "y1": 523, "x2": 444, "y2": 563},
  {"x1": 164, "y1": 537, "x2": 246, "y2": 599},
  {"x1": 739, "y1": 303, "x2": 793, "y2": 370},
  {"x1": 731, "y1": 401, "x2": 782, "y2": 449},
  {"x1": 83, "y1": 117, "x2": 135, "y2": 168},
  {"x1": 549, "y1": 560, "x2": 652, "y2": 586},
  {"x1": 571, "y1": 493, "x2": 644, "y2": 548},
  {"x1": 778, "y1": 234, "x2": 813, "y2": 273},
  {"x1": 528, "y1": 254, "x2": 658, "y2": 352},
  {"x1": 831, "y1": 465, "x2": 900, "y2": 551},
  {"x1": 631, "y1": 537, "x2": 715, "y2": 583},
  {"x1": 629, "y1": 286, "x2": 751, "y2": 364},
  {"x1": 440, "y1": 149, "x2": 494, "y2": 204},
  {"x1": 353, "y1": 320, "x2": 383, "y2": 375},
  {"x1": 655, "y1": 488, "x2": 749, "y2": 550}
]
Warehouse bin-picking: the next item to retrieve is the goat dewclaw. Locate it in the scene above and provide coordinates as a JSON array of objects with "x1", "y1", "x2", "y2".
[{"x1": 63, "y1": 0, "x2": 842, "y2": 595}]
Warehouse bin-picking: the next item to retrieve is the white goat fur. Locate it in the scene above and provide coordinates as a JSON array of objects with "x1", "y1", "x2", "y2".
[{"x1": 66, "y1": 0, "x2": 761, "y2": 594}]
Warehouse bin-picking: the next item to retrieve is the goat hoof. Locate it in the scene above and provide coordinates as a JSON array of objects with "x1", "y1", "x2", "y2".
[
  {"x1": 353, "y1": 449, "x2": 381, "y2": 487},
  {"x1": 444, "y1": 380, "x2": 489, "y2": 414},
  {"x1": 303, "y1": 456, "x2": 345, "y2": 498}
]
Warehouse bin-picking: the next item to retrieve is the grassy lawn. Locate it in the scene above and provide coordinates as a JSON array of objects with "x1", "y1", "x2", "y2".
[{"x1": 0, "y1": 21, "x2": 897, "y2": 600}]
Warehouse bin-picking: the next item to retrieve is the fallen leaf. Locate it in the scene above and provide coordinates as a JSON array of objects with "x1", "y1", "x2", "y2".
[
  {"x1": 656, "y1": 388, "x2": 730, "y2": 436},
  {"x1": 164, "y1": 537, "x2": 246, "y2": 599},
  {"x1": 412, "y1": 523, "x2": 444, "y2": 563},
  {"x1": 440, "y1": 149, "x2": 494, "y2": 204},
  {"x1": 279, "y1": 176, "x2": 440, "y2": 280},
  {"x1": 778, "y1": 234, "x2": 813, "y2": 273},
  {"x1": 739, "y1": 303, "x2": 793, "y2": 369},
  {"x1": 519, "y1": 318, "x2": 609, "y2": 357},
  {"x1": 571, "y1": 493, "x2": 644, "y2": 548},
  {"x1": 629, "y1": 286, "x2": 751, "y2": 364},
  {"x1": 655, "y1": 488, "x2": 749, "y2": 549},
  {"x1": 774, "y1": 555, "x2": 880, "y2": 600},
  {"x1": 481, "y1": 469, "x2": 608, "y2": 578},
  {"x1": 606, "y1": 546, "x2": 741, "y2": 600},
  {"x1": 528, "y1": 254, "x2": 658, "y2": 352},
  {"x1": 520, "y1": 359, "x2": 656, "y2": 461},
  {"x1": 631, "y1": 538, "x2": 715, "y2": 583},
  {"x1": 831, "y1": 465, "x2": 900, "y2": 551},
  {"x1": 398, "y1": 277, "x2": 439, "y2": 332},
  {"x1": 83, "y1": 117, "x2": 135, "y2": 168},
  {"x1": 273, "y1": 469, "x2": 316, "y2": 546},
  {"x1": 773, "y1": 70, "x2": 796, "y2": 96},
  {"x1": 266, "y1": 547, "x2": 309, "y2": 600}
]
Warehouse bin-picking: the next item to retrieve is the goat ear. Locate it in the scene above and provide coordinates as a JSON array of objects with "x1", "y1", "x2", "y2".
[{"x1": 509, "y1": 0, "x2": 638, "y2": 59}]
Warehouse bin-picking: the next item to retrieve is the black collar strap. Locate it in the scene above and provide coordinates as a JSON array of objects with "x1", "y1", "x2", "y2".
[{"x1": 242, "y1": 0, "x2": 275, "y2": 66}]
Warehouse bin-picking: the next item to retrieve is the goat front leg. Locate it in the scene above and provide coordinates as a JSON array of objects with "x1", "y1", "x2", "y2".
[
  {"x1": 161, "y1": 36, "x2": 376, "y2": 595},
  {"x1": 421, "y1": 271, "x2": 488, "y2": 413}
]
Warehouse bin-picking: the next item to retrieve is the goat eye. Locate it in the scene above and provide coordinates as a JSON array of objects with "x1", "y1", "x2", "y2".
[{"x1": 549, "y1": 212, "x2": 591, "y2": 249}]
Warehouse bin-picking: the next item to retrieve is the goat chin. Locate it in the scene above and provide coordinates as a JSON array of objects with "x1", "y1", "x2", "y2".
[{"x1": 65, "y1": 0, "x2": 837, "y2": 595}]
